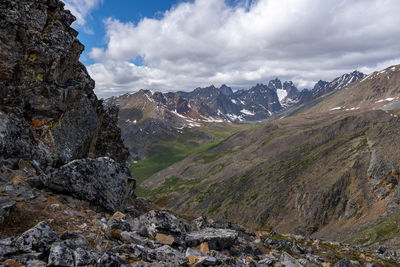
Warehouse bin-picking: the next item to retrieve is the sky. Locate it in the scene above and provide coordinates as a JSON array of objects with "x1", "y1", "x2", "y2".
[{"x1": 63, "y1": 0, "x2": 400, "y2": 99}]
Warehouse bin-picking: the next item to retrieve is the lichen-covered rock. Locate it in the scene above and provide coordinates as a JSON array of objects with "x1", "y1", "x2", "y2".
[
  {"x1": 14, "y1": 221, "x2": 59, "y2": 252},
  {"x1": 280, "y1": 251, "x2": 303, "y2": 267},
  {"x1": 44, "y1": 157, "x2": 134, "y2": 211},
  {"x1": 0, "y1": 0, "x2": 135, "y2": 208},
  {"x1": 153, "y1": 245, "x2": 188, "y2": 266},
  {"x1": 131, "y1": 210, "x2": 188, "y2": 244},
  {"x1": 48, "y1": 242, "x2": 75, "y2": 267},
  {"x1": 186, "y1": 228, "x2": 238, "y2": 250},
  {"x1": 191, "y1": 216, "x2": 208, "y2": 231}
]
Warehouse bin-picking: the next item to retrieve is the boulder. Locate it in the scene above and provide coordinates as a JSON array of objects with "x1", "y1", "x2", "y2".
[
  {"x1": 131, "y1": 210, "x2": 188, "y2": 244},
  {"x1": 186, "y1": 228, "x2": 238, "y2": 250},
  {"x1": 120, "y1": 231, "x2": 157, "y2": 248},
  {"x1": 14, "y1": 221, "x2": 59, "y2": 252},
  {"x1": 44, "y1": 157, "x2": 134, "y2": 212},
  {"x1": 280, "y1": 252, "x2": 303, "y2": 267},
  {"x1": 48, "y1": 242, "x2": 75, "y2": 267},
  {"x1": 153, "y1": 245, "x2": 188, "y2": 266},
  {"x1": 48, "y1": 237, "x2": 98, "y2": 266},
  {"x1": 191, "y1": 216, "x2": 208, "y2": 231}
]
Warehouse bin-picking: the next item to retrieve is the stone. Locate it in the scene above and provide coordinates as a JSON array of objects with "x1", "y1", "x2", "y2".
[
  {"x1": 188, "y1": 255, "x2": 200, "y2": 265},
  {"x1": 200, "y1": 242, "x2": 210, "y2": 255},
  {"x1": 194, "y1": 256, "x2": 218, "y2": 266},
  {"x1": 112, "y1": 211, "x2": 126, "y2": 219},
  {"x1": 155, "y1": 233, "x2": 175, "y2": 246},
  {"x1": 120, "y1": 231, "x2": 157, "y2": 248},
  {"x1": 186, "y1": 228, "x2": 238, "y2": 250},
  {"x1": 131, "y1": 210, "x2": 188, "y2": 243},
  {"x1": 377, "y1": 246, "x2": 386, "y2": 254},
  {"x1": 209, "y1": 250, "x2": 235, "y2": 265},
  {"x1": 291, "y1": 242, "x2": 307, "y2": 255},
  {"x1": 280, "y1": 252, "x2": 303, "y2": 267},
  {"x1": 48, "y1": 242, "x2": 75, "y2": 267},
  {"x1": 0, "y1": 244, "x2": 17, "y2": 259},
  {"x1": 97, "y1": 252, "x2": 127, "y2": 266},
  {"x1": 191, "y1": 216, "x2": 208, "y2": 231},
  {"x1": 258, "y1": 255, "x2": 277, "y2": 266},
  {"x1": 0, "y1": 200, "x2": 16, "y2": 223},
  {"x1": 153, "y1": 245, "x2": 188, "y2": 266},
  {"x1": 44, "y1": 157, "x2": 134, "y2": 212},
  {"x1": 14, "y1": 221, "x2": 59, "y2": 252},
  {"x1": 0, "y1": 184, "x2": 36, "y2": 201},
  {"x1": 126, "y1": 206, "x2": 145, "y2": 218},
  {"x1": 60, "y1": 231, "x2": 80, "y2": 240},
  {"x1": 74, "y1": 247, "x2": 98, "y2": 266}
]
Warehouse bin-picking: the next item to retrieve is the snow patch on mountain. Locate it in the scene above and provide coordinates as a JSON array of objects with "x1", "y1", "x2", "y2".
[
  {"x1": 277, "y1": 89, "x2": 288, "y2": 103},
  {"x1": 241, "y1": 109, "x2": 255, "y2": 116}
]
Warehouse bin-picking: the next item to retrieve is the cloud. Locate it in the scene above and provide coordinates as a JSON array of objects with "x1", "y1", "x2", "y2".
[
  {"x1": 86, "y1": 0, "x2": 400, "y2": 98},
  {"x1": 63, "y1": 0, "x2": 102, "y2": 32}
]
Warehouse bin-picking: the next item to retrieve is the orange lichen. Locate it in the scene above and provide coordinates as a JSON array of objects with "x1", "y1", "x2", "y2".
[{"x1": 31, "y1": 119, "x2": 44, "y2": 128}]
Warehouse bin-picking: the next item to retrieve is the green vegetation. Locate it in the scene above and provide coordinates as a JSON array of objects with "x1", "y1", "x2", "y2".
[
  {"x1": 131, "y1": 123, "x2": 253, "y2": 197},
  {"x1": 346, "y1": 210, "x2": 400, "y2": 246},
  {"x1": 136, "y1": 176, "x2": 202, "y2": 198}
]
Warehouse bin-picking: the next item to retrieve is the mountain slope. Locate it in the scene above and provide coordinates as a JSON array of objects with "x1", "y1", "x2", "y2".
[
  {"x1": 306, "y1": 65, "x2": 400, "y2": 113},
  {"x1": 138, "y1": 65, "x2": 400, "y2": 247}
]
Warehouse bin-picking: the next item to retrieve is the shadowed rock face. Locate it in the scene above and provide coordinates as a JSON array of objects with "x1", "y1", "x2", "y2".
[{"x1": 0, "y1": 0, "x2": 134, "y2": 211}]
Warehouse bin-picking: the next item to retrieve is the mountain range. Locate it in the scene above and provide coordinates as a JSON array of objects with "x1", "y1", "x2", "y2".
[
  {"x1": 106, "y1": 70, "x2": 366, "y2": 160},
  {"x1": 108, "y1": 70, "x2": 365, "y2": 124}
]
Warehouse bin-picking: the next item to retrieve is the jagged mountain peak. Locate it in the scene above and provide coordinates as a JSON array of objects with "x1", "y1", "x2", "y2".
[
  {"x1": 219, "y1": 84, "x2": 234, "y2": 96},
  {"x1": 268, "y1": 78, "x2": 283, "y2": 89}
]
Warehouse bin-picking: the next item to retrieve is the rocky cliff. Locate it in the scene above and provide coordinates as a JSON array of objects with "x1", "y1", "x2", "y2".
[{"x1": 0, "y1": 0, "x2": 134, "y2": 211}]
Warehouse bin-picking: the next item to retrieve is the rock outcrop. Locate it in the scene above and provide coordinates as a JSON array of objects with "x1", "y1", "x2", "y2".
[
  {"x1": 0, "y1": 0, "x2": 134, "y2": 211},
  {"x1": 0, "y1": 208, "x2": 398, "y2": 266}
]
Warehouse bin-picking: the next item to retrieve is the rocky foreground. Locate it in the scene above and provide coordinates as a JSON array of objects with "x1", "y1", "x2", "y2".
[{"x1": 0, "y1": 181, "x2": 399, "y2": 266}]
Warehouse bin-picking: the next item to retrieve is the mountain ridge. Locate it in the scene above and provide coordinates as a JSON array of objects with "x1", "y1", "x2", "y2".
[{"x1": 108, "y1": 70, "x2": 365, "y2": 125}]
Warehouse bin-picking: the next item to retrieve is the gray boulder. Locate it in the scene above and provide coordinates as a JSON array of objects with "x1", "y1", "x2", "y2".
[
  {"x1": 44, "y1": 157, "x2": 134, "y2": 212},
  {"x1": 280, "y1": 251, "x2": 303, "y2": 267},
  {"x1": 186, "y1": 228, "x2": 238, "y2": 250},
  {"x1": 14, "y1": 221, "x2": 59, "y2": 252},
  {"x1": 48, "y1": 242, "x2": 75, "y2": 267},
  {"x1": 191, "y1": 216, "x2": 208, "y2": 231},
  {"x1": 154, "y1": 245, "x2": 188, "y2": 266},
  {"x1": 131, "y1": 210, "x2": 188, "y2": 243}
]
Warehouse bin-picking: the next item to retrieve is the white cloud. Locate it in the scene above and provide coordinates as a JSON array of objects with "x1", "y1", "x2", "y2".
[
  {"x1": 63, "y1": 0, "x2": 102, "y2": 31},
  {"x1": 86, "y1": 0, "x2": 400, "y2": 98}
]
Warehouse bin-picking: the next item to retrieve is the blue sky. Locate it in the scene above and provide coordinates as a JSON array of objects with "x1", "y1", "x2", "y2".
[
  {"x1": 64, "y1": 0, "x2": 400, "y2": 98},
  {"x1": 73, "y1": 1, "x2": 192, "y2": 65}
]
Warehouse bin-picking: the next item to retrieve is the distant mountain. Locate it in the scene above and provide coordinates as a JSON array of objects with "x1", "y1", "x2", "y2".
[{"x1": 109, "y1": 70, "x2": 364, "y2": 125}]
